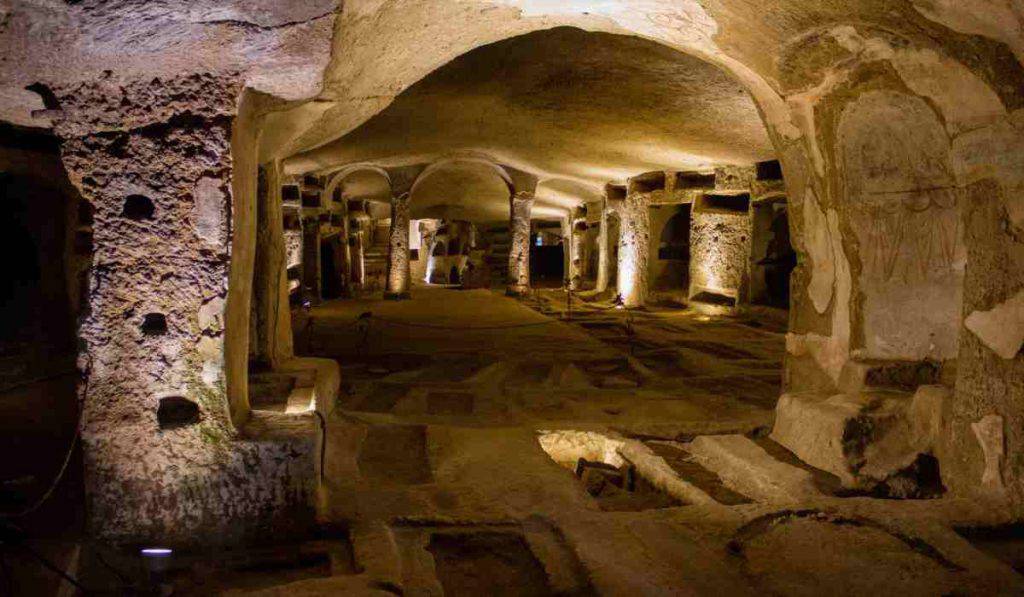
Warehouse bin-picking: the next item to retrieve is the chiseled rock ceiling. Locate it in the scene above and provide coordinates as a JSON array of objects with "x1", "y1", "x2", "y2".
[
  {"x1": 302, "y1": 27, "x2": 774, "y2": 219},
  {"x1": 1, "y1": 0, "x2": 1021, "y2": 219}
]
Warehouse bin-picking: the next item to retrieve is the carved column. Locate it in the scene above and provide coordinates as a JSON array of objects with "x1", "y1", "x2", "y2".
[
  {"x1": 350, "y1": 221, "x2": 365, "y2": 288},
  {"x1": 53, "y1": 75, "x2": 314, "y2": 546},
  {"x1": 384, "y1": 192, "x2": 411, "y2": 299},
  {"x1": 596, "y1": 200, "x2": 611, "y2": 293},
  {"x1": 614, "y1": 184, "x2": 651, "y2": 308},
  {"x1": 301, "y1": 216, "x2": 321, "y2": 304},
  {"x1": 339, "y1": 198, "x2": 353, "y2": 296},
  {"x1": 568, "y1": 209, "x2": 587, "y2": 291},
  {"x1": 507, "y1": 191, "x2": 534, "y2": 296},
  {"x1": 253, "y1": 161, "x2": 294, "y2": 368}
]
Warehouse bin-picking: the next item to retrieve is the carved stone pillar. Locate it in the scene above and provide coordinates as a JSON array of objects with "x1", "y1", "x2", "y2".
[
  {"x1": 614, "y1": 185, "x2": 651, "y2": 308},
  {"x1": 568, "y1": 209, "x2": 587, "y2": 291},
  {"x1": 53, "y1": 74, "x2": 315, "y2": 546},
  {"x1": 384, "y1": 192, "x2": 411, "y2": 299},
  {"x1": 507, "y1": 191, "x2": 534, "y2": 296},
  {"x1": 350, "y1": 221, "x2": 365, "y2": 288},
  {"x1": 338, "y1": 198, "x2": 353, "y2": 297},
  {"x1": 253, "y1": 161, "x2": 294, "y2": 368},
  {"x1": 596, "y1": 200, "x2": 611, "y2": 293},
  {"x1": 301, "y1": 216, "x2": 321, "y2": 304}
]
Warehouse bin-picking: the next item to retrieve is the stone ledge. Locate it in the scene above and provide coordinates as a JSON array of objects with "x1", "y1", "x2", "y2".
[
  {"x1": 686, "y1": 434, "x2": 820, "y2": 502},
  {"x1": 278, "y1": 356, "x2": 341, "y2": 418},
  {"x1": 771, "y1": 388, "x2": 947, "y2": 490}
]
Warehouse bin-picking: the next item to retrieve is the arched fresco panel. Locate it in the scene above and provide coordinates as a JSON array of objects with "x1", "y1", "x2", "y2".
[{"x1": 838, "y1": 90, "x2": 965, "y2": 361}]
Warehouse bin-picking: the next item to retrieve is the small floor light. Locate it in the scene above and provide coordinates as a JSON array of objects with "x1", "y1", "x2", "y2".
[{"x1": 140, "y1": 547, "x2": 173, "y2": 593}]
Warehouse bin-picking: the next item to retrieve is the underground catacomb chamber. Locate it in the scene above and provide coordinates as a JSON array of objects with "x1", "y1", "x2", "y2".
[{"x1": 5, "y1": 5, "x2": 1024, "y2": 596}]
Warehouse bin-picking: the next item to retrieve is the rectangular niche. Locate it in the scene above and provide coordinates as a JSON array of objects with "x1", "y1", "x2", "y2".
[
  {"x1": 282, "y1": 185, "x2": 300, "y2": 203},
  {"x1": 697, "y1": 193, "x2": 750, "y2": 214},
  {"x1": 674, "y1": 171, "x2": 717, "y2": 190}
]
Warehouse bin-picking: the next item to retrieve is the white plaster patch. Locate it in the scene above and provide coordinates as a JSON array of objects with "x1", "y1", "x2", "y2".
[
  {"x1": 965, "y1": 289, "x2": 1024, "y2": 359},
  {"x1": 202, "y1": 361, "x2": 222, "y2": 387},
  {"x1": 791, "y1": 202, "x2": 852, "y2": 384},
  {"x1": 972, "y1": 414, "x2": 1005, "y2": 490},
  {"x1": 198, "y1": 296, "x2": 225, "y2": 332},
  {"x1": 830, "y1": 26, "x2": 895, "y2": 61},
  {"x1": 193, "y1": 176, "x2": 226, "y2": 247},
  {"x1": 891, "y1": 48, "x2": 1006, "y2": 136},
  {"x1": 197, "y1": 333, "x2": 221, "y2": 357},
  {"x1": 802, "y1": 188, "x2": 834, "y2": 314}
]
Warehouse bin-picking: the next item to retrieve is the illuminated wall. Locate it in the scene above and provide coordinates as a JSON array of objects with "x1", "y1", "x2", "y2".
[{"x1": 689, "y1": 193, "x2": 752, "y2": 307}]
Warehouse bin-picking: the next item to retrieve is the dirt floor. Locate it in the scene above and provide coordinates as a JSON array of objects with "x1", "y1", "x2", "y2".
[{"x1": 244, "y1": 286, "x2": 1024, "y2": 596}]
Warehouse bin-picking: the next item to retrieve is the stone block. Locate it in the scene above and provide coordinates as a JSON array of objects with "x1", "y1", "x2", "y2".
[
  {"x1": 771, "y1": 387, "x2": 949, "y2": 490},
  {"x1": 686, "y1": 434, "x2": 819, "y2": 502}
]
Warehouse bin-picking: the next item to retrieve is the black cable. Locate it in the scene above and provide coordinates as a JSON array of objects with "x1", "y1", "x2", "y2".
[
  {"x1": 1, "y1": 356, "x2": 90, "y2": 519},
  {"x1": 0, "y1": 522, "x2": 91, "y2": 594},
  {"x1": 94, "y1": 547, "x2": 132, "y2": 588},
  {"x1": 15, "y1": 541, "x2": 90, "y2": 594},
  {"x1": 0, "y1": 369, "x2": 78, "y2": 396}
]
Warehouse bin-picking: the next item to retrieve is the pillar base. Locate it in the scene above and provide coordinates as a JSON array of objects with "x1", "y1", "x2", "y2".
[
  {"x1": 506, "y1": 285, "x2": 529, "y2": 297},
  {"x1": 383, "y1": 291, "x2": 412, "y2": 301}
]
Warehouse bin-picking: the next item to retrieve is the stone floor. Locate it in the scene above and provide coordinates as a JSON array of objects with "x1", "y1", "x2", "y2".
[
  {"x1": 209, "y1": 286, "x2": 1023, "y2": 596},
  {"x1": 296, "y1": 287, "x2": 781, "y2": 437}
]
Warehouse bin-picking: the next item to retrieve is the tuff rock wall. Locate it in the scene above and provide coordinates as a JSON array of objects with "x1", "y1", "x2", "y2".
[
  {"x1": 774, "y1": 24, "x2": 1024, "y2": 508},
  {"x1": 52, "y1": 74, "x2": 316, "y2": 545}
]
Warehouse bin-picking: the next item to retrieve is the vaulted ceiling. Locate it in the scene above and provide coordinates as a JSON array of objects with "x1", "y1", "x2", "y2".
[{"x1": 295, "y1": 27, "x2": 774, "y2": 221}]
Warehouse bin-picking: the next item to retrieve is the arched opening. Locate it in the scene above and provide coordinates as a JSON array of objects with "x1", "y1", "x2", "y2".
[
  {"x1": 0, "y1": 124, "x2": 90, "y2": 550},
  {"x1": 651, "y1": 204, "x2": 692, "y2": 295},
  {"x1": 750, "y1": 197, "x2": 794, "y2": 308},
  {"x1": 838, "y1": 90, "x2": 963, "y2": 366}
]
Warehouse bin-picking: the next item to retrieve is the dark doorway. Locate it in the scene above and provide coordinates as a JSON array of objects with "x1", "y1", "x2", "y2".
[
  {"x1": 751, "y1": 201, "x2": 794, "y2": 308},
  {"x1": 531, "y1": 238, "x2": 565, "y2": 288},
  {"x1": 321, "y1": 236, "x2": 344, "y2": 299}
]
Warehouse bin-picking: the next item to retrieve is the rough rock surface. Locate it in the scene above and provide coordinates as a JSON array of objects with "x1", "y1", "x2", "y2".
[
  {"x1": 689, "y1": 199, "x2": 752, "y2": 305},
  {"x1": 52, "y1": 73, "x2": 316, "y2": 545},
  {"x1": 507, "y1": 191, "x2": 534, "y2": 295},
  {"x1": 772, "y1": 387, "x2": 948, "y2": 492},
  {"x1": 613, "y1": 188, "x2": 651, "y2": 308}
]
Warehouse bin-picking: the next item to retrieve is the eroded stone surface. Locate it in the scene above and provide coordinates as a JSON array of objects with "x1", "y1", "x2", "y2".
[{"x1": 52, "y1": 73, "x2": 316, "y2": 545}]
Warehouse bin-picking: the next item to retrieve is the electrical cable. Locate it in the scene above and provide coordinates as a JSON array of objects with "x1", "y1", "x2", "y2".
[
  {"x1": 14, "y1": 540, "x2": 90, "y2": 594},
  {"x1": 1, "y1": 356, "x2": 89, "y2": 519},
  {"x1": 0, "y1": 522, "x2": 92, "y2": 595},
  {"x1": 0, "y1": 369, "x2": 78, "y2": 396}
]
